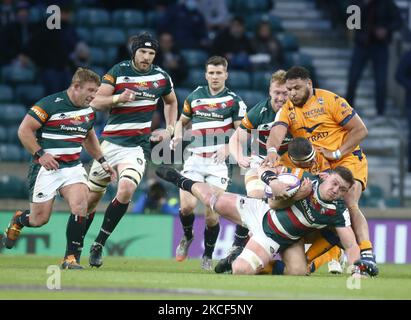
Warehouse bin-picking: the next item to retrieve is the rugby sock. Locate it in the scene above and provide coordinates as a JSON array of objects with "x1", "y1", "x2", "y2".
[
  {"x1": 16, "y1": 210, "x2": 31, "y2": 227},
  {"x1": 359, "y1": 240, "x2": 374, "y2": 258},
  {"x1": 259, "y1": 260, "x2": 285, "y2": 275},
  {"x1": 65, "y1": 214, "x2": 86, "y2": 257},
  {"x1": 306, "y1": 229, "x2": 340, "y2": 263},
  {"x1": 310, "y1": 245, "x2": 341, "y2": 272},
  {"x1": 272, "y1": 260, "x2": 285, "y2": 275},
  {"x1": 179, "y1": 178, "x2": 197, "y2": 193},
  {"x1": 232, "y1": 225, "x2": 249, "y2": 248},
  {"x1": 95, "y1": 198, "x2": 129, "y2": 246},
  {"x1": 203, "y1": 223, "x2": 220, "y2": 258},
  {"x1": 157, "y1": 167, "x2": 197, "y2": 192},
  {"x1": 359, "y1": 240, "x2": 373, "y2": 252},
  {"x1": 69, "y1": 211, "x2": 96, "y2": 261},
  {"x1": 85, "y1": 210, "x2": 96, "y2": 236},
  {"x1": 179, "y1": 210, "x2": 194, "y2": 240}
]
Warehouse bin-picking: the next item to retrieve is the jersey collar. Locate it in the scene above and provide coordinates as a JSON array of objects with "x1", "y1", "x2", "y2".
[{"x1": 206, "y1": 85, "x2": 227, "y2": 97}]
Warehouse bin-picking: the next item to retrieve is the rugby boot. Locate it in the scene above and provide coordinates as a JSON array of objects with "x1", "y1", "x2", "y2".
[
  {"x1": 201, "y1": 255, "x2": 213, "y2": 271},
  {"x1": 3, "y1": 210, "x2": 24, "y2": 249},
  {"x1": 214, "y1": 246, "x2": 243, "y2": 273},
  {"x1": 61, "y1": 255, "x2": 84, "y2": 270},
  {"x1": 89, "y1": 243, "x2": 103, "y2": 268},
  {"x1": 175, "y1": 234, "x2": 194, "y2": 262}
]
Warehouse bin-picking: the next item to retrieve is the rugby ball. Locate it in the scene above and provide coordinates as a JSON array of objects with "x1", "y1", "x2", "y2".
[{"x1": 264, "y1": 173, "x2": 301, "y2": 198}]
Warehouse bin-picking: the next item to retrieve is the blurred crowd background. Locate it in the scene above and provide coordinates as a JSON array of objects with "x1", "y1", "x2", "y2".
[{"x1": 0, "y1": 0, "x2": 410, "y2": 213}]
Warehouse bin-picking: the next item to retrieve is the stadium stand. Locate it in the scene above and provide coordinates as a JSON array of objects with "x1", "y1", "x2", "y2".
[
  {"x1": 111, "y1": 9, "x2": 145, "y2": 28},
  {"x1": 0, "y1": 85, "x2": 13, "y2": 102},
  {"x1": 15, "y1": 84, "x2": 45, "y2": 105}
]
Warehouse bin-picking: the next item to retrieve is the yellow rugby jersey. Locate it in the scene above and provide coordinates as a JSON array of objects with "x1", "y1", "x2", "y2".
[{"x1": 274, "y1": 89, "x2": 360, "y2": 152}]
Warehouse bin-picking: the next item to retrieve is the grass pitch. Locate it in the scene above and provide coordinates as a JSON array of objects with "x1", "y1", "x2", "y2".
[{"x1": 0, "y1": 255, "x2": 410, "y2": 300}]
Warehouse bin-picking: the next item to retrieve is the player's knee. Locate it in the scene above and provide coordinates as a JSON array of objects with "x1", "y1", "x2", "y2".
[
  {"x1": 205, "y1": 213, "x2": 219, "y2": 227},
  {"x1": 233, "y1": 248, "x2": 264, "y2": 275},
  {"x1": 116, "y1": 178, "x2": 137, "y2": 202},
  {"x1": 232, "y1": 258, "x2": 256, "y2": 275},
  {"x1": 284, "y1": 264, "x2": 307, "y2": 276},
  {"x1": 70, "y1": 201, "x2": 88, "y2": 217},
  {"x1": 180, "y1": 203, "x2": 196, "y2": 215}
]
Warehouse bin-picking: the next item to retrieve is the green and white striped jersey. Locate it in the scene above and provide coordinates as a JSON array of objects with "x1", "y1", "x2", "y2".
[
  {"x1": 240, "y1": 97, "x2": 292, "y2": 157},
  {"x1": 28, "y1": 90, "x2": 95, "y2": 169},
  {"x1": 182, "y1": 86, "x2": 247, "y2": 154},
  {"x1": 101, "y1": 60, "x2": 173, "y2": 154},
  {"x1": 262, "y1": 172, "x2": 350, "y2": 249}
]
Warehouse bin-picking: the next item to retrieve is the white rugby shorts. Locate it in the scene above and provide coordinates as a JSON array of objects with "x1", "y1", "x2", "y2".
[
  {"x1": 31, "y1": 164, "x2": 88, "y2": 203},
  {"x1": 235, "y1": 195, "x2": 280, "y2": 258},
  {"x1": 181, "y1": 154, "x2": 229, "y2": 190}
]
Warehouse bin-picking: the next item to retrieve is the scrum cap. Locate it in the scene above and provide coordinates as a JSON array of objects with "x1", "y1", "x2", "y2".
[{"x1": 130, "y1": 32, "x2": 159, "y2": 58}]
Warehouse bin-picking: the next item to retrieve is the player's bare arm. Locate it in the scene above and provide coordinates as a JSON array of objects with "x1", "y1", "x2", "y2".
[
  {"x1": 18, "y1": 114, "x2": 59, "y2": 170},
  {"x1": 263, "y1": 124, "x2": 288, "y2": 166},
  {"x1": 335, "y1": 225, "x2": 360, "y2": 267},
  {"x1": 90, "y1": 83, "x2": 136, "y2": 111},
  {"x1": 162, "y1": 90, "x2": 178, "y2": 137},
  {"x1": 229, "y1": 126, "x2": 251, "y2": 168},
  {"x1": 319, "y1": 114, "x2": 368, "y2": 160},
  {"x1": 170, "y1": 114, "x2": 191, "y2": 150},
  {"x1": 214, "y1": 120, "x2": 242, "y2": 164}
]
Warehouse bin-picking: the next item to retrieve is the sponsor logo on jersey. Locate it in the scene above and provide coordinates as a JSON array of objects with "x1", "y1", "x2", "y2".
[
  {"x1": 300, "y1": 199, "x2": 315, "y2": 223},
  {"x1": 70, "y1": 115, "x2": 83, "y2": 125},
  {"x1": 31, "y1": 105, "x2": 48, "y2": 123},
  {"x1": 183, "y1": 101, "x2": 191, "y2": 114},
  {"x1": 103, "y1": 74, "x2": 115, "y2": 84},
  {"x1": 194, "y1": 110, "x2": 224, "y2": 119},
  {"x1": 318, "y1": 98, "x2": 324, "y2": 105},
  {"x1": 298, "y1": 123, "x2": 322, "y2": 133},
  {"x1": 54, "y1": 97, "x2": 63, "y2": 103},
  {"x1": 134, "y1": 90, "x2": 156, "y2": 100},
  {"x1": 302, "y1": 107, "x2": 325, "y2": 119},
  {"x1": 308, "y1": 131, "x2": 329, "y2": 142},
  {"x1": 205, "y1": 103, "x2": 219, "y2": 112},
  {"x1": 37, "y1": 192, "x2": 45, "y2": 199},
  {"x1": 60, "y1": 125, "x2": 87, "y2": 133},
  {"x1": 241, "y1": 114, "x2": 253, "y2": 129},
  {"x1": 134, "y1": 81, "x2": 149, "y2": 91}
]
